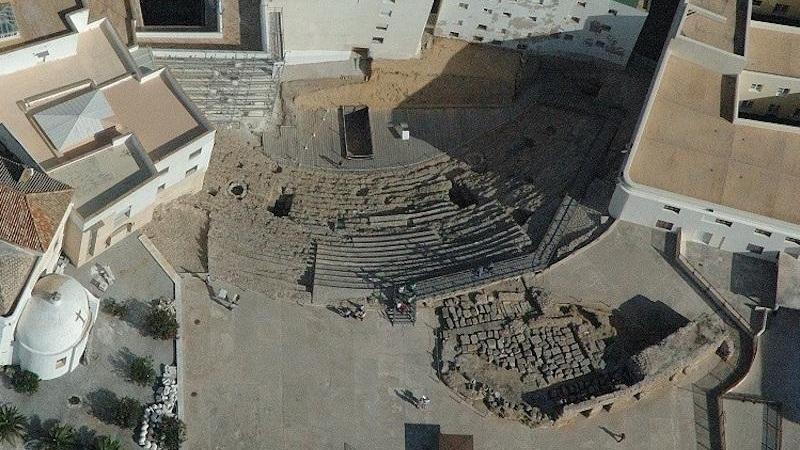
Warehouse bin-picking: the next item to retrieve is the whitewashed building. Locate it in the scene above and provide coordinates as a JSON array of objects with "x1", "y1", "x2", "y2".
[
  {"x1": 433, "y1": 0, "x2": 648, "y2": 65},
  {"x1": 262, "y1": 0, "x2": 435, "y2": 64},
  {"x1": 0, "y1": 9, "x2": 216, "y2": 267},
  {"x1": 610, "y1": 0, "x2": 800, "y2": 258},
  {"x1": 0, "y1": 156, "x2": 99, "y2": 380}
]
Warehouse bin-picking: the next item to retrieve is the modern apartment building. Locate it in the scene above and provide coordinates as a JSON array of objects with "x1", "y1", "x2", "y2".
[
  {"x1": 433, "y1": 0, "x2": 648, "y2": 65},
  {"x1": 610, "y1": 0, "x2": 800, "y2": 258},
  {"x1": 0, "y1": 9, "x2": 216, "y2": 267},
  {"x1": 262, "y1": 0, "x2": 435, "y2": 64}
]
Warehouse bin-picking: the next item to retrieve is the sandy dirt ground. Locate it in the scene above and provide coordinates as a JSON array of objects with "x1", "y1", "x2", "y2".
[{"x1": 291, "y1": 38, "x2": 523, "y2": 111}]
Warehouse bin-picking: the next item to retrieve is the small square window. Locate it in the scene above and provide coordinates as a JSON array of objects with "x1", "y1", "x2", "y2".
[
  {"x1": 655, "y1": 220, "x2": 674, "y2": 231},
  {"x1": 189, "y1": 148, "x2": 202, "y2": 159},
  {"x1": 663, "y1": 205, "x2": 681, "y2": 214},
  {"x1": 749, "y1": 83, "x2": 763, "y2": 92},
  {"x1": 473, "y1": 36, "x2": 484, "y2": 42},
  {"x1": 372, "y1": 36, "x2": 384, "y2": 44},
  {"x1": 608, "y1": 8, "x2": 618, "y2": 15},
  {"x1": 55, "y1": 357, "x2": 66, "y2": 369},
  {"x1": 376, "y1": 24, "x2": 389, "y2": 31},
  {"x1": 458, "y1": 2, "x2": 469, "y2": 9},
  {"x1": 477, "y1": 24, "x2": 488, "y2": 30},
  {"x1": 530, "y1": 16, "x2": 537, "y2": 21},
  {"x1": 483, "y1": 7, "x2": 493, "y2": 13},
  {"x1": 747, "y1": 243, "x2": 764, "y2": 254},
  {"x1": 449, "y1": 31, "x2": 460, "y2": 37},
  {"x1": 572, "y1": 16, "x2": 581, "y2": 23},
  {"x1": 777, "y1": 88, "x2": 790, "y2": 97},
  {"x1": 157, "y1": 167, "x2": 169, "y2": 177},
  {"x1": 186, "y1": 166, "x2": 198, "y2": 177},
  {"x1": 754, "y1": 228, "x2": 772, "y2": 237},
  {"x1": 503, "y1": 12, "x2": 512, "y2": 17},
  {"x1": 157, "y1": 183, "x2": 166, "y2": 192}
]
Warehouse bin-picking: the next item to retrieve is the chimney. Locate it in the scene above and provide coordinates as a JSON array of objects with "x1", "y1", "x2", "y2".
[{"x1": 17, "y1": 167, "x2": 34, "y2": 184}]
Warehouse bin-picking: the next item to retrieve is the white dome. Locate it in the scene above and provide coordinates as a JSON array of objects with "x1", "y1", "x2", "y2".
[{"x1": 16, "y1": 274, "x2": 92, "y2": 355}]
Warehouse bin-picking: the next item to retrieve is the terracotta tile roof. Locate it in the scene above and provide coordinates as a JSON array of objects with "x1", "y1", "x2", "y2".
[
  {"x1": 0, "y1": 157, "x2": 72, "y2": 252},
  {"x1": 0, "y1": 241, "x2": 36, "y2": 316}
]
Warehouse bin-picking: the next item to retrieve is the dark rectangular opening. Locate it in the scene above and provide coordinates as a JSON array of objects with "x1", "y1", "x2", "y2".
[
  {"x1": 140, "y1": 0, "x2": 205, "y2": 27},
  {"x1": 270, "y1": 194, "x2": 294, "y2": 217},
  {"x1": 340, "y1": 106, "x2": 374, "y2": 159}
]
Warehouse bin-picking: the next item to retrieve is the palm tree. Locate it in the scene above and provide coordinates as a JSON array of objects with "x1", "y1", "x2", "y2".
[
  {"x1": 93, "y1": 436, "x2": 122, "y2": 450},
  {"x1": 35, "y1": 423, "x2": 76, "y2": 450},
  {"x1": 0, "y1": 404, "x2": 26, "y2": 445}
]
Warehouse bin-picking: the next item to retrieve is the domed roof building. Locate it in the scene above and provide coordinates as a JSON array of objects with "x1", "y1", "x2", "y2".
[{"x1": 13, "y1": 274, "x2": 98, "y2": 380}]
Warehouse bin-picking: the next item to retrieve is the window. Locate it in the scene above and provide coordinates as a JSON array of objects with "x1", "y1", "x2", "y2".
[
  {"x1": 55, "y1": 357, "x2": 66, "y2": 369},
  {"x1": 380, "y1": 10, "x2": 392, "y2": 17},
  {"x1": 120, "y1": 206, "x2": 132, "y2": 218},
  {"x1": 663, "y1": 205, "x2": 681, "y2": 214},
  {"x1": 747, "y1": 243, "x2": 764, "y2": 254},
  {"x1": 786, "y1": 236, "x2": 800, "y2": 245},
  {"x1": 655, "y1": 220, "x2": 674, "y2": 231},
  {"x1": 503, "y1": 12, "x2": 512, "y2": 17},
  {"x1": 777, "y1": 88, "x2": 790, "y2": 97},
  {"x1": 458, "y1": 2, "x2": 468, "y2": 9},
  {"x1": 578, "y1": 1, "x2": 587, "y2": 6},
  {"x1": 473, "y1": 35, "x2": 484, "y2": 42},
  {"x1": 715, "y1": 218, "x2": 733, "y2": 227},
  {"x1": 185, "y1": 166, "x2": 198, "y2": 177},
  {"x1": 530, "y1": 16, "x2": 537, "y2": 21},
  {"x1": 477, "y1": 24, "x2": 488, "y2": 30},
  {"x1": 372, "y1": 36, "x2": 384, "y2": 44},
  {"x1": 754, "y1": 228, "x2": 772, "y2": 237},
  {"x1": 376, "y1": 24, "x2": 389, "y2": 31},
  {"x1": 157, "y1": 183, "x2": 166, "y2": 192},
  {"x1": 500, "y1": 28, "x2": 507, "y2": 34},
  {"x1": 773, "y1": 3, "x2": 790, "y2": 14},
  {"x1": 750, "y1": 83, "x2": 763, "y2": 92},
  {"x1": 572, "y1": 16, "x2": 581, "y2": 23},
  {"x1": 608, "y1": 8, "x2": 618, "y2": 15},
  {"x1": 767, "y1": 103, "x2": 780, "y2": 115},
  {"x1": 740, "y1": 100, "x2": 754, "y2": 110},
  {"x1": 483, "y1": 7, "x2": 493, "y2": 13},
  {"x1": 449, "y1": 31, "x2": 460, "y2": 37},
  {"x1": 189, "y1": 148, "x2": 202, "y2": 160},
  {"x1": 157, "y1": 167, "x2": 169, "y2": 177}
]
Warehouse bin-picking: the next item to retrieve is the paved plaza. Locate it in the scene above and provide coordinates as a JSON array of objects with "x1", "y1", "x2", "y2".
[{"x1": 180, "y1": 222, "x2": 726, "y2": 450}]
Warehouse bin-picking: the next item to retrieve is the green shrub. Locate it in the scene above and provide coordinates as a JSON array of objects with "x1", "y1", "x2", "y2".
[
  {"x1": 35, "y1": 423, "x2": 76, "y2": 450},
  {"x1": 155, "y1": 416, "x2": 186, "y2": 450},
  {"x1": 146, "y1": 299, "x2": 179, "y2": 340},
  {"x1": 93, "y1": 435, "x2": 122, "y2": 450},
  {"x1": 101, "y1": 298, "x2": 128, "y2": 319},
  {"x1": 0, "y1": 404, "x2": 27, "y2": 445},
  {"x1": 129, "y1": 356, "x2": 155, "y2": 386},
  {"x1": 11, "y1": 369, "x2": 39, "y2": 395},
  {"x1": 111, "y1": 397, "x2": 143, "y2": 429}
]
